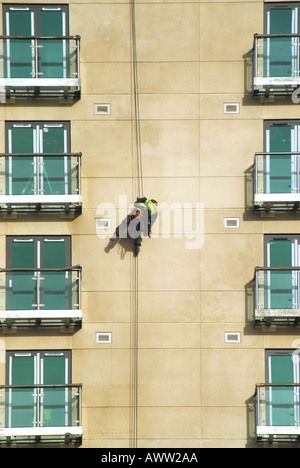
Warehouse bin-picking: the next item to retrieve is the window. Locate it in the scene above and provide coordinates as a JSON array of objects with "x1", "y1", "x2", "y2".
[
  {"x1": 6, "y1": 350, "x2": 72, "y2": 429},
  {"x1": 266, "y1": 350, "x2": 300, "y2": 428},
  {"x1": 254, "y1": 121, "x2": 300, "y2": 210},
  {"x1": 0, "y1": 4, "x2": 81, "y2": 98},
  {"x1": 254, "y1": 235, "x2": 300, "y2": 324},
  {"x1": 3, "y1": 4, "x2": 69, "y2": 79},
  {"x1": 264, "y1": 235, "x2": 300, "y2": 310},
  {"x1": 264, "y1": 121, "x2": 300, "y2": 195},
  {"x1": 264, "y1": 3, "x2": 300, "y2": 79},
  {"x1": 253, "y1": 3, "x2": 300, "y2": 95},
  {"x1": 256, "y1": 349, "x2": 300, "y2": 440},
  {"x1": 0, "y1": 121, "x2": 82, "y2": 212},
  {"x1": 0, "y1": 350, "x2": 83, "y2": 444},
  {"x1": 6, "y1": 236, "x2": 71, "y2": 311},
  {"x1": 6, "y1": 122, "x2": 70, "y2": 196},
  {"x1": 0, "y1": 235, "x2": 82, "y2": 328}
]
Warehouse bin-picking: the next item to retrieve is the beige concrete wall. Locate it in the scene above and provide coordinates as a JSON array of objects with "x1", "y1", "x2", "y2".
[{"x1": 2, "y1": 0, "x2": 299, "y2": 450}]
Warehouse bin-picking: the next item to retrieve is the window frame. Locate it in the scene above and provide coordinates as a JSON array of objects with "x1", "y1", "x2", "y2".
[
  {"x1": 6, "y1": 235, "x2": 72, "y2": 270},
  {"x1": 2, "y1": 4, "x2": 69, "y2": 37}
]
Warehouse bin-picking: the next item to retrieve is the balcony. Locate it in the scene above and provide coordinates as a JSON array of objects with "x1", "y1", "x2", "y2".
[
  {"x1": 254, "y1": 267, "x2": 300, "y2": 325},
  {"x1": 253, "y1": 34, "x2": 300, "y2": 96},
  {"x1": 0, "y1": 36, "x2": 80, "y2": 100},
  {"x1": 0, "y1": 153, "x2": 82, "y2": 213},
  {"x1": 0, "y1": 383, "x2": 82, "y2": 445},
  {"x1": 0, "y1": 266, "x2": 82, "y2": 328},
  {"x1": 254, "y1": 152, "x2": 300, "y2": 211},
  {"x1": 256, "y1": 383, "x2": 300, "y2": 442}
]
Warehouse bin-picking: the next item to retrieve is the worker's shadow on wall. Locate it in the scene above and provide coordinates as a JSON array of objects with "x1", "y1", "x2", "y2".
[{"x1": 104, "y1": 216, "x2": 137, "y2": 259}]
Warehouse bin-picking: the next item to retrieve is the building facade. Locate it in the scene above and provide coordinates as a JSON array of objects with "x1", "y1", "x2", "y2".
[{"x1": 0, "y1": 0, "x2": 300, "y2": 449}]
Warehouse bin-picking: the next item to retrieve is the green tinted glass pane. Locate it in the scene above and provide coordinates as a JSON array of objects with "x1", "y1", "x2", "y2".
[
  {"x1": 8, "y1": 241, "x2": 35, "y2": 311},
  {"x1": 42, "y1": 240, "x2": 70, "y2": 310},
  {"x1": 43, "y1": 355, "x2": 68, "y2": 427},
  {"x1": 11, "y1": 126, "x2": 33, "y2": 153},
  {"x1": 10, "y1": 127, "x2": 34, "y2": 195},
  {"x1": 10, "y1": 355, "x2": 35, "y2": 428},
  {"x1": 269, "y1": 9, "x2": 293, "y2": 77},
  {"x1": 42, "y1": 126, "x2": 65, "y2": 153},
  {"x1": 269, "y1": 126, "x2": 292, "y2": 194},
  {"x1": 40, "y1": 39, "x2": 64, "y2": 78},
  {"x1": 11, "y1": 355, "x2": 34, "y2": 385},
  {"x1": 7, "y1": 10, "x2": 32, "y2": 78},
  {"x1": 43, "y1": 240, "x2": 66, "y2": 269},
  {"x1": 269, "y1": 241, "x2": 293, "y2": 309},
  {"x1": 42, "y1": 156, "x2": 66, "y2": 194},
  {"x1": 8, "y1": 10, "x2": 32, "y2": 36},
  {"x1": 270, "y1": 9, "x2": 292, "y2": 34},
  {"x1": 271, "y1": 355, "x2": 294, "y2": 383},
  {"x1": 42, "y1": 127, "x2": 67, "y2": 195},
  {"x1": 269, "y1": 355, "x2": 295, "y2": 426},
  {"x1": 270, "y1": 240, "x2": 292, "y2": 268},
  {"x1": 43, "y1": 355, "x2": 65, "y2": 384},
  {"x1": 40, "y1": 10, "x2": 64, "y2": 78}
]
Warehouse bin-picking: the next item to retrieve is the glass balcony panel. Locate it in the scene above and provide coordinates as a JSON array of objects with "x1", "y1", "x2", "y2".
[
  {"x1": 0, "y1": 36, "x2": 80, "y2": 98},
  {"x1": 255, "y1": 268, "x2": 300, "y2": 322},
  {"x1": 253, "y1": 35, "x2": 300, "y2": 94},
  {"x1": 256, "y1": 384, "x2": 300, "y2": 440},
  {"x1": 7, "y1": 271, "x2": 36, "y2": 311},
  {"x1": 42, "y1": 387, "x2": 70, "y2": 427},
  {"x1": 0, "y1": 154, "x2": 81, "y2": 212},
  {"x1": 0, "y1": 267, "x2": 82, "y2": 327},
  {"x1": 10, "y1": 156, "x2": 35, "y2": 195},
  {"x1": 3, "y1": 268, "x2": 81, "y2": 311},
  {"x1": 254, "y1": 153, "x2": 300, "y2": 209},
  {"x1": 7, "y1": 387, "x2": 36, "y2": 429},
  {"x1": 42, "y1": 271, "x2": 72, "y2": 311},
  {"x1": 0, "y1": 384, "x2": 82, "y2": 444},
  {"x1": 41, "y1": 156, "x2": 68, "y2": 195},
  {"x1": 39, "y1": 39, "x2": 69, "y2": 79},
  {"x1": 6, "y1": 38, "x2": 33, "y2": 78}
]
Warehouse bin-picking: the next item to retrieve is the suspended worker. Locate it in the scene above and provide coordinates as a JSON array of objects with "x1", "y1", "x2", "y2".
[
  {"x1": 111, "y1": 197, "x2": 159, "y2": 255},
  {"x1": 131, "y1": 197, "x2": 159, "y2": 254}
]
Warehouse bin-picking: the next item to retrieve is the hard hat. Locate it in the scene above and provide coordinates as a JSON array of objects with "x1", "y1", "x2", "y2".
[{"x1": 151, "y1": 198, "x2": 159, "y2": 204}]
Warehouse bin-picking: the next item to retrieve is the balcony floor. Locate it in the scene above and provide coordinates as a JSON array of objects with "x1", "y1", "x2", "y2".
[{"x1": 0, "y1": 426, "x2": 83, "y2": 445}]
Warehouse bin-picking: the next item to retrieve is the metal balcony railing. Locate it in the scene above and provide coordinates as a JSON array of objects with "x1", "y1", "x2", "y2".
[
  {"x1": 254, "y1": 267, "x2": 300, "y2": 324},
  {"x1": 0, "y1": 35, "x2": 81, "y2": 98},
  {"x1": 0, "y1": 152, "x2": 82, "y2": 212},
  {"x1": 254, "y1": 152, "x2": 300, "y2": 210},
  {"x1": 0, "y1": 383, "x2": 82, "y2": 445},
  {"x1": 256, "y1": 383, "x2": 300, "y2": 441},
  {"x1": 0, "y1": 266, "x2": 82, "y2": 327},
  {"x1": 253, "y1": 34, "x2": 300, "y2": 95}
]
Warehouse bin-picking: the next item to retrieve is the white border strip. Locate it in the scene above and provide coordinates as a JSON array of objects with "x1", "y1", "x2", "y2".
[
  {"x1": 255, "y1": 194, "x2": 300, "y2": 203},
  {"x1": 0, "y1": 78, "x2": 80, "y2": 87},
  {"x1": 255, "y1": 308, "x2": 300, "y2": 318},
  {"x1": 257, "y1": 425, "x2": 300, "y2": 436},
  {"x1": 0, "y1": 426, "x2": 83, "y2": 437},
  {"x1": 254, "y1": 77, "x2": 300, "y2": 86},
  {"x1": 0, "y1": 310, "x2": 82, "y2": 319},
  {"x1": 0, "y1": 195, "x2": 82, "y2": 204}
]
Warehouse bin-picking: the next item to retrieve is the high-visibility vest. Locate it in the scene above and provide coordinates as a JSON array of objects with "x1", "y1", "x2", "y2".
[
  {"x1": 144, "y1": 198, "x2": 158, "y2": 215},
  {"x1": 135, "y1": 198, "x2": 157, "y2": 216}
]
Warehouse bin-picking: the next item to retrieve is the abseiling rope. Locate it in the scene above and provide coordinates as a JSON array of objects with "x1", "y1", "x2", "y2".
[
  {"x1": 129, "y1": 0, "x2": 143, "y2": 449},
  {"x1": 131, "y1": 0, "x2": 143, "y2": 199},
  {"x1": 130, "y1": 254, "x2": 139, "y2": 448}
]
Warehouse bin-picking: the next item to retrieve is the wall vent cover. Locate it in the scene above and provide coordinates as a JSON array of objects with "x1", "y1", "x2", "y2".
[
  {"x1": 96, "y1": 332, "x2": 112, "y2": 344},
  {"x1": 95, "y1": 104, "x2": 111, "y2": 115},
  {"x1": 224, "y1": 217, "x2": 239, "y2": 229},
  {"x1": 224, "y1": 103, "x2": 239, "y2": 114},
  {"x1": 96, "y1": 218, "x2": 111, "y2": 229},
  {"x1": 225, "y1": 332, "x2": 240, "y2": 343}
]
